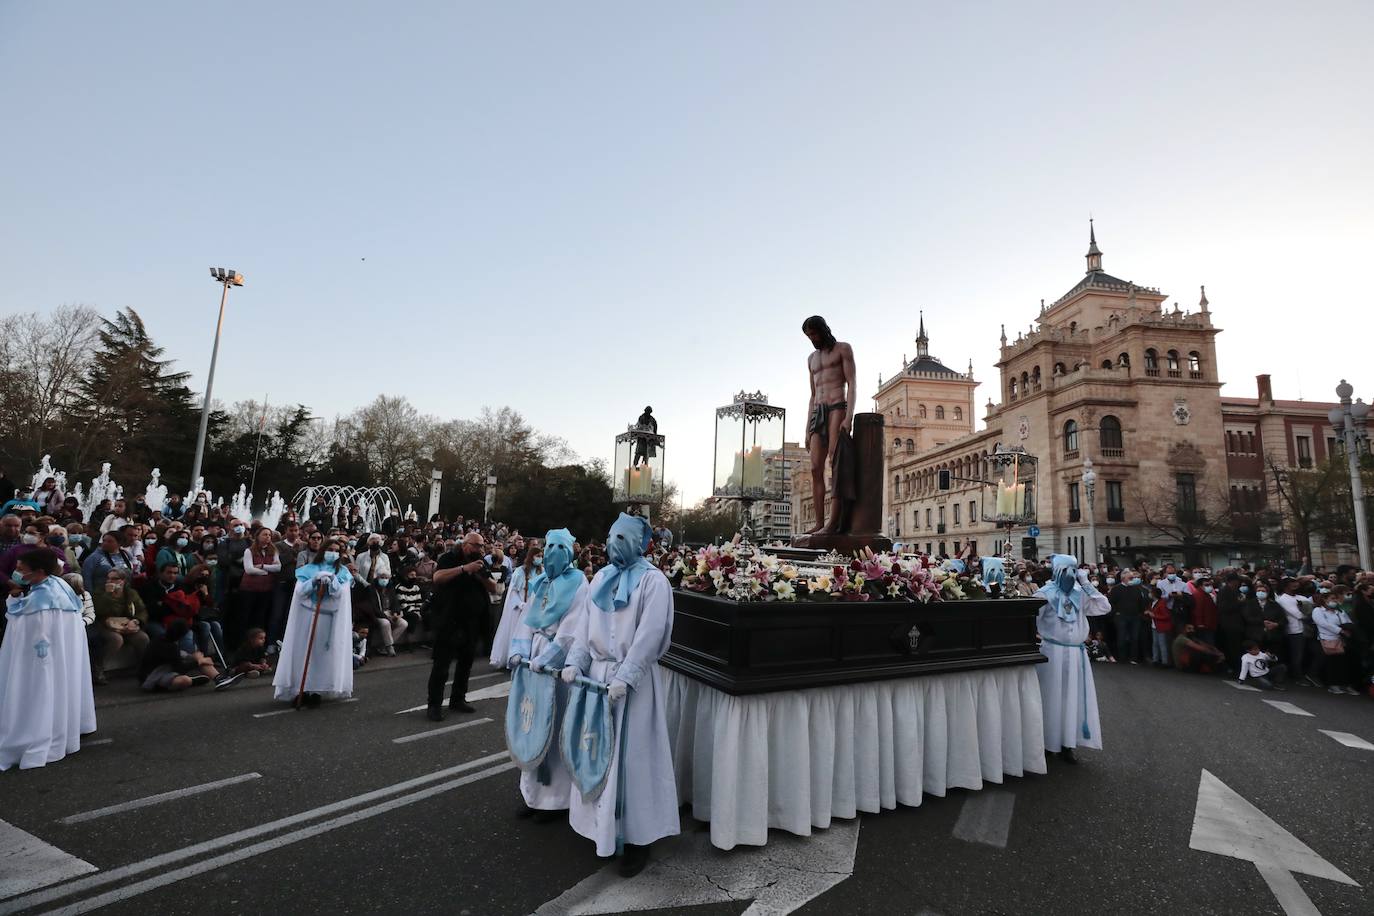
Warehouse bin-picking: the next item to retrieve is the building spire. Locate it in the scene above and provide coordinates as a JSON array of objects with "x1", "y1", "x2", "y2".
[
  {"x1": 1000, "y1": 323, "x2": 1007, "y2": 347},
  {"x1": 1198, "y1": 284, "x2": 1209, "y2": 313},
  {"x1": 915, "y1": 310, "x2": 929, "y2": 358},
  {"x1": 1085, "y1": 218, "x2": 1103, "y2": 274}
]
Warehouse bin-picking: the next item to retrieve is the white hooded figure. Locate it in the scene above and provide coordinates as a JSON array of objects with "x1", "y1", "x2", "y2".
[
  {"x1": 1033, "y1": 553, "x2": 1111, "y2": 762},
  {"x1": 273, "y1": 542, "x2": 355, "y2": 706},
  {"x1": 0, "y1": 551, "x2": 96, "y2": 770},
  {"x1": 560, "y1": 513, "x2": 679, "y2": 877}
]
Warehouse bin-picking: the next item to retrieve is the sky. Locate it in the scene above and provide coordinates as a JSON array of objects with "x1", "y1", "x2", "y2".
[{"x1": 2, "y1": 1, "x2": 1371, "y2": 506}]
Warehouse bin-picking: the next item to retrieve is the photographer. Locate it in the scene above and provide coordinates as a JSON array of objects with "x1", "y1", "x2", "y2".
[{"x1": 425, "y1": 532, "x2": 496, "y2": 721}]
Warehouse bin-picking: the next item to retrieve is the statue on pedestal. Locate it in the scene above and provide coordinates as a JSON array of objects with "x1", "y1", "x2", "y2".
[{"x1": 794, "y1": 315, "x2": 891, "y2": 552}]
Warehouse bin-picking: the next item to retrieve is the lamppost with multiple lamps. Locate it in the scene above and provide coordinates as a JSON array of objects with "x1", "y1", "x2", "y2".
[
  {"x1": 1327, "y1": 380, "x2": 1370, "y2": 570},
  {"x1": 190, "y1": 268, "x2": 244, "y2": 490}
]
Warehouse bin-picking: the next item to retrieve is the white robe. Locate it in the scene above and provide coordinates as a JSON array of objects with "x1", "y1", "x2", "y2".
[
  {"x1": 565, "y1": 567, "x2": 679, "y2": 856},
  {"x1": 0, "y1": 578, "x2": 96, "y2": 770},
  {"x1": 1033, "y1": 581, "x2": 1111, "y2": 751},
  {"x1": 273, "y1": 564, "x2": 355, "y2": 702},
  {"x1": 488, "y1": 566, "x2": 530, "y2": 669},
  {"x1": 507, "y1": 577, "x2": 587, "y2": 811}
]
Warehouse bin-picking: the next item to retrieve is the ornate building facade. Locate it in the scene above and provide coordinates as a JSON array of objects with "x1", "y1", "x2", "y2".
[{"x1": 789, "y1": 225, "x2": 1361, "y2": 565}]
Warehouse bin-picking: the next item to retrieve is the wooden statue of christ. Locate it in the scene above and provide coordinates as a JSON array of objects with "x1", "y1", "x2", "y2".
[{"x1": 802, "y1": 315, "x2": 857, "y2": 535}]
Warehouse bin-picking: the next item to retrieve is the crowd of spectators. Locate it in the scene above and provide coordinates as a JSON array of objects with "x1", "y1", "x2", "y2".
[
  {"x1": 996, "y1": 556, "x2": 1372, "y2": 696},
  {"x1": 0, "y1": 475, "x2": 652, "y2": 697}
]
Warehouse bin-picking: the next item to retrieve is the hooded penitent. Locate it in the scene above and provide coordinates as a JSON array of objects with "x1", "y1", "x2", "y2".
[
  {"x1": 1042, "y1": 553, "x2": 1084, "y2": 622},
  {"x1": 590, "y1": 513, "x2": 654, "y2": 613},
  {"x1": 981, "y1": 556, "x2": 1005, "y2": 589},
  {"x1": 522, "y1": 528, "x2": 581, "y2": 630}
]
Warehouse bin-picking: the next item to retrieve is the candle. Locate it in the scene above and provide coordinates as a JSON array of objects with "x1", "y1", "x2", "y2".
[
  {"x1": 743, "y1": 446, "x2": 763, "y2": 490},
  {"x1": 627, "y1": 465, "x2": 653, "y2": 497}
]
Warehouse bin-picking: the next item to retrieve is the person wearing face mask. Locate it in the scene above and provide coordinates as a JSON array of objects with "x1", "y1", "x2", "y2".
[
  {"x1": 0, "y1": 523, "x2": 67, "y2": 584},
  {"x1": 81, "y1": 532, "x2": 133, "y2": 592},
  {"x1": 1186, "y1": 576, "x2": 1219, "y2": 647},
  {"x1": 505, "y1": 530, "x2": 585, "y2": 820},
  {"x1": 426, "y1": 532, "x2": 497, "y2": 718},
  {"x1": 1274, "y1": 578, "x2": 1314, "y2": 685},
  {"x1": 1311, "y1": 591, "x2": 1358, "y2": 695},
  {"x1": 0, "y1": 548, "x2": 97, "y2": 770},
  {"x1": 490, "y1": 541, "x2": 543, "y2": 669},
  {"x1": 156, "y1": 529, "x2": 194, "y2": 578},
  {"x1": 560, "y1": 513, "x2": 678, "y2": 876},
  {"x1": 1108, "y1": 569, "x2": 1149, "y2": 665},
  {"x1": 1013, "y1": 567, "x2": 1038, "y2": 598},
  {"x1": 1216, "y1": 573, "x2": 1249, "y2": 673},
  {"x1": 273, "y1": 538, "x2": 354, "y2": 707},
  {"x1": 1031, "y1": 554, "x2": 1112, "y2": 764},
  {"x1": 216, "y1": 520, "x2": 251, "y2": 603}
]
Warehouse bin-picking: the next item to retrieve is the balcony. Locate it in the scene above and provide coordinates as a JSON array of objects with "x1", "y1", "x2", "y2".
[
  {"x1": 1064, "y1": 449, "x2": 1079, "y2": 460},
  {"x1": 1068, "y1": 509, "x2": 1081, "y2": 522},
  {"x1": 1189, "y1": 371, "x2": 1203, "y2": 379},
  {"x1": 1168, "y1": 369, "x2": 1182, "y2": 378},
  {"x1": 937, "y1": 524, "x2": 947, "y2": 534},
  {"x1": 1099, "y1": 447, "x2": 1124, "y2": 459},
  {"x1": 1107, "y1": 507, "x2": 1125, "y2": 522},
  {"x1": 1145, "y1": 368, "x2": 1160, "y2": 377}
]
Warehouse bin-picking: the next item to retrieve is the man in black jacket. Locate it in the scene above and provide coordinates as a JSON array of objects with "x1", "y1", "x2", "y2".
[
  {"x1": 1216, "y1": 572, "x2": 1247, "y2": 672},
  {"x1": 1108, "y1": 572, "x2": 1150, "y2": 664},
  {"x1": 425, "y1": 532, "x2": 497, "y2": 721}
]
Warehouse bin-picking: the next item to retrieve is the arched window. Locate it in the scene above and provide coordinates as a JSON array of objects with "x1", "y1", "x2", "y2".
[
  {"x1": 1008, "y1": 379, "x2": 1017, "y2": 400},
  {"x1": 893, "y1": 475, "x2": 901, "y2": 498},
  {"x1": 1188, "y1": 351, "x2": 1202, "y2": 377},
  {"x1": 1101, "y1": 360, "x2": 1114, "y2": 370},
  {"x1": 893, "y1": 437, "x2": 902, "y2": 451},
  {"x1": 919, "y1": 404, "x2": 928, "y2": 418},
  {"x1": 1166, "y1": 350, "x2": 1181, "y2": 376},
  {"x1": 1117, "y1": 352, "x2": 1130, "y2": 368},
  {"x1": 1020, "y1": 371, "x2": 1029, "y2": 392},
  {"x1": 1053, "y1": 362, "x2": 1067, "y2": 376},
  {"x1": 935, "y1": 405, "x2": 945, "y2": 420},
  {"x1": 953, "y1": 406, "x2": 963, "y2": 421},
  {"x1": 905, "y1": 438, "x2": 914, "y2": 453},
  {"x1": 1100, "y1": 415, "x2": 1123, "y2": 453},
  {"x1": 1144, "y1": 348, "x2": 1158, "y2": 375},
  {"x1": 1032, "y1": 366, "x2": 1042, "y2": 390},
  {"x1": 1063, "y1": 419, "x2": 1079, "y2": 454},
  {"x1": 896, "y1": 406, "x2": 902, "y2": 416}
]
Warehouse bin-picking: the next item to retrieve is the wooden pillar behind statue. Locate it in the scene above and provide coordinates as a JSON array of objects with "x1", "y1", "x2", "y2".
[
  {"x1": 849, "y1": 412, "x2": 885, "y2": 536},
  {"x1": 792, "y1": 412, "x2": 893, "y2": 553}
]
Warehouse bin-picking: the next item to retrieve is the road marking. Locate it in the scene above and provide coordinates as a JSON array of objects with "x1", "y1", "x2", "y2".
[
  {"x1": 467, "y1": 680, "x2": 513, "y2": 701},
  {"x1": 1224, "y1": 681, "x2": 1261, "y2": 692},
  {"x1": 392, "y1": 718, "x2": 492, "y2": 744},
  {"x1": 1319, "y1": 730, "x2": 1374, "y2": 752},
  {"x1": 392, "y1": 673, "x2": 505, "y2": 715},
  {"x1": 1261, "y1": 700, "x2": 1313, "y2": 717},
  {"x1": 253, "y1": 697, "x2": 358, "y2": 718},
  {"x1": 951, "y1": 790, "x2": 1015, "y2": 848},
  {"x1": 83, "y1": 739, "x2": 113, "y2": 747},
  {"x1": 34, "y1": 762, "x2": 517, "y2": 916},
  {"x1": 57, "y1": 773, "x2": 263, "y2": 826},
  {"x1": 0, "y1": 752, "x2": 509, "y2": 915},
  {"x1": 535, "y1": 817, "x2": 859, "y2": 915},
  {"x1": 0, "y1": 819, "x2": 97, "y2": 900},
  {"x1": 1190, "y1": 769, "x2": 1357, "y2": 916}
]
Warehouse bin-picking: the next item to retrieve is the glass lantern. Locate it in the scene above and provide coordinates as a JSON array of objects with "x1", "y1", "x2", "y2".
[
  {"x1": 613, "y1": 423, "x2": 665, "y2": 508},
  {"x1": 984, "y1": 444, "x2": 1038, "y2": 525},
  {"x1": 713, "y1": 390, "x2": 786, "y2": 503}
]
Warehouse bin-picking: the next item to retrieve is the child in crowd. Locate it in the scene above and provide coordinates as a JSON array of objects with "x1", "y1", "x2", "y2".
[
  {"x1": 1147, "y1": 585, "x2": 1173, "y2": 667},
  {"x1": 394, "y1": 564, "x2": 426, "y2": 646},
  {"x1": 215, "y1": 627, "x2": 273, "y2": 690},
  {"x1": 1238, "y1": 640, "x2": 1287, "y2": 690},
  {"x1": 1087, "y1": 629, "x2": 1115, "y2": 662},
  {"x1": 352, "y1": 626, "x2": 369, "y2": 669}
]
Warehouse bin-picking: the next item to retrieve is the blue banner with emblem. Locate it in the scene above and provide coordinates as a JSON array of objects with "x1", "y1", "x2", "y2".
[
  {"x1": 560, "y1": 680, "x2": 614, "y2": 801},
  {"x1": 505, "y1": 665, "x2": 557, "y2": 770}
]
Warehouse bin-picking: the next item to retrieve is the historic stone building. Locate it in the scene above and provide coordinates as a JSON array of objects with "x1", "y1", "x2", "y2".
[
  {"x1": 789, "y1": 225, "x2": 1363, "y2": 565},
  {"x1": 876, "y1": 224, "x2": 1231, "y2": 564}
]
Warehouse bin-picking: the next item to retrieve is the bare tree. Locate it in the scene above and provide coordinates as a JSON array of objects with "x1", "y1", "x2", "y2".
[
  {"x1": 1265, "y1": 451, "x2": 1346, "y2": 560},
  {"x1": 0, "y1": 305, "x2": 100, "y2": 468},
  {"x1": 1134, "y1": 475, "x2": 1234, "y2": 565}
]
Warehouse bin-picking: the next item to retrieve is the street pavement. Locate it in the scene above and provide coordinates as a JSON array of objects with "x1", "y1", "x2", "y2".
[{"x1": 1, "y1": 654, "x2": 1370, "y2": 916}]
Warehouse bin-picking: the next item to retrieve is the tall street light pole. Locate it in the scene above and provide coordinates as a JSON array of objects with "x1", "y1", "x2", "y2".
[
  {"x1": 1328, "y1": 380, "x2": 1370, "y2": 570},
  {"x1": 1082, "y1": 455, "x2": 1098, "y2": 566},
  {"x1": 190, "y1": 268, "x2": 244, "y2": 493}
]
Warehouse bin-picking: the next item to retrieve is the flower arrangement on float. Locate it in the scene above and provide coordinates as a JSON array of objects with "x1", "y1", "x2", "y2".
[{"x1": 657, "y1": 542, "x2": 985, "y2": 603}]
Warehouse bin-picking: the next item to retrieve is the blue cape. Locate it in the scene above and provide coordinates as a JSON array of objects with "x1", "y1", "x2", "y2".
[
  {"x1": 590, "y1": 513, "x2": 653, "y2": 614},
  {"x1": 1034, "y1": 553, "x2": 1084, "y2": 622},
  {"x1": 981, "y1": 556, "x2": 1005, "y2": 588},
  {"x1": 523, "y1": 528, "x2": 583, "y2": 630}
]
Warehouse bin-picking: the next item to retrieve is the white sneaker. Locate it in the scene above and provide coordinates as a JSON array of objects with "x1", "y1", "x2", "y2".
[{"x1": 1328, "y1": 685, "x2": 1344, "y2": 695}]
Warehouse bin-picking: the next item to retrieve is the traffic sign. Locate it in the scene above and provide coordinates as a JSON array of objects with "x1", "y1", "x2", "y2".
[{"x1": 1027, "y1": 525, "x2": 1040, "y2": 538}]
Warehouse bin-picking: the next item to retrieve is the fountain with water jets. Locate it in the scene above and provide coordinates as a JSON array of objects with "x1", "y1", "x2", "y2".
[
  {"x1": 261, "y1": 491, "x2": 286, "y2": 531},
  {"x1": 143, "y1": 468, "x2": 168, "y2": 513},
  {"x1": 79, "y1": 463, "x2": 119, "y2": 521},
  {"x1": 293, "y1": 485, "x2": 401, "y2": 534},
  {"x1": 229, "y1": 484, "x2": 252, "y2": 522}
]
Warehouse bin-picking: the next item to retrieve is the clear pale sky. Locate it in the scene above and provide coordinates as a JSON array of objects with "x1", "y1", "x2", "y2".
[{"x1": 2, "y1": 1, "x2": 1371, "y2": 506}]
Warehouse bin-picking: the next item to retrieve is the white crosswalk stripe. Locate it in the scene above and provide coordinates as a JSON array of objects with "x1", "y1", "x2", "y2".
[
  {"x1": 1260, "y1": 699, "x2": 1313, "y2": 717},
  {"x1": 0, "y1": 819, "x2": 97, "y2": 900},
  {"x1": 1319, "y1": 730, "x2": 1374, "y2": 751}
]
